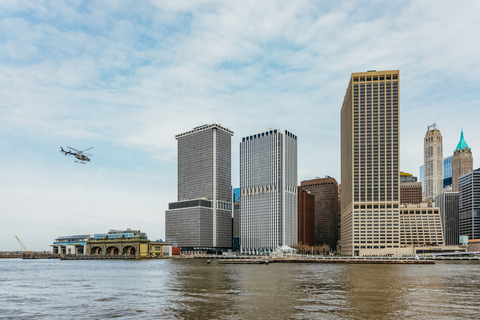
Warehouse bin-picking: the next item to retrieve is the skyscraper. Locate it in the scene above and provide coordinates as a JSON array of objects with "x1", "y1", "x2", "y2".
[
  {"x1": 240, "y1": 128, "x2": 298, "y2": 253},
  {"x1": 300, "y1": 177, "x2": 339, "y2": 248},
  {"x1": 340, "y1": 70, "x2": 402, "y2": 256},
  {"x1": 435, "y1": 192, "x2": 459, "y2": 246},
  {"x1": 459, "y1": 168, "x2": 480, "y2": 240},
  {"x1": 165, "y1": 124, "x2": 234, "y2": 253},
  {"x1": 424, "y1": 124, "x2": 443, "y2": 199},
  {"x1": 452, "y1": 130, "x2": 473, "y2": 192}
]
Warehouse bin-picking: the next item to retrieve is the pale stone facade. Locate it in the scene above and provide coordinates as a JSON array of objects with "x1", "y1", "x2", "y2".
[
  {"x1": 340, "y1": 70, "x2": 400, "y2": 256},
  {"x1": 424, "y1": 126, "x2": 443, "y2": 199}
]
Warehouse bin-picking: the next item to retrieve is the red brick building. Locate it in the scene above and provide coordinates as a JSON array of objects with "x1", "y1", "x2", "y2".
[
  {"x1": 301, "y1": 178, "x2": 339, "y2": 248},
  {"x1": 400, "y1": 182, "x2": 422, "y2": 204},
  {"x1": 298, "y1": 186, "x2": 315, "y2": 246}
]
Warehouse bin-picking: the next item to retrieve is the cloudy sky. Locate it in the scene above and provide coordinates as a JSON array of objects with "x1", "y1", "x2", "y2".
[{"x1": 1, "y1": 0, "x2": 479, "y2": 251}]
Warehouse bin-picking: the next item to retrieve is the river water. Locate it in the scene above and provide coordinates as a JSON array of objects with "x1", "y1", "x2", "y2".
[{"x1": 1, "y1": 258, "x2": 479, "y2": 319}]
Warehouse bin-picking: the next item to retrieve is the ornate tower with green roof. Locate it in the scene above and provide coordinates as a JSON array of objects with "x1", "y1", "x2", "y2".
[{"x1": 452, "y1": 129, "x2": 473, "y2": 192}]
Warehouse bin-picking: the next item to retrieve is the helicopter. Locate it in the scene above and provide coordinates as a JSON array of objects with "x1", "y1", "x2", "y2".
[{"x1": 60, "y1": 146, "x2": 93, "y2": 164}]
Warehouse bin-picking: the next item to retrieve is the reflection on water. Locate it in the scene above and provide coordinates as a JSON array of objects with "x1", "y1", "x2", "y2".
[{"x1": 1, "y1": 259, "x2": 480, "y2": 319}]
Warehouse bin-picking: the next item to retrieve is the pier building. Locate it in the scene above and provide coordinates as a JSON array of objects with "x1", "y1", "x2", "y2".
[
  {"x1": 86, "y1": 229, "x2": 150, "y2": 258},
  {"x1": 52, "y1": 234, "x2": 90, "y2": 255}
]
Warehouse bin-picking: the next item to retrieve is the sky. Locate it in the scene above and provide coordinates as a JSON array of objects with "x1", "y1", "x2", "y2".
[{"x1": 1, "y1": 0, "x2": 479, "y2": 251}]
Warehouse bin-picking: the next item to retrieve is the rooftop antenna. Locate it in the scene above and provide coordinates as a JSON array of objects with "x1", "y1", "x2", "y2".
[{"x1": 427, "y1": 123, "x2": 437, "y2": 131}]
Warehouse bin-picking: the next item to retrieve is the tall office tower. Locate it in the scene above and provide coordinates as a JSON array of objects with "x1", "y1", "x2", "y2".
[
  {"x1": 240, "y1": 128, "x2": 298, "y2": 253},
  {"x1": 443, "y1": 156, "x2": 453, "y2": 189},
  {"x1": 453, "y1": 130, "x2": 473, "y2": 192},
  {"x1": 341, "y1": 70, "x2": 401, "y2": 256},
  {"x1": 165, "y1": 124, "x2": 234, "y2": 253},
  {"x1": 301, "y1": 177, "x2": 339, "y2": 248},
  {"x1": 435, "y1": 192, "x2": 459, "y2": 246},
  {"x1": 424, "y1": 124, "x2": 443, "y2": 200},
  {"x1": 459, "y1": 168, "x2": 480, "y2": 240},
  {"x1": 298, "y1": 187, "x2": 315, "y2": 246}
]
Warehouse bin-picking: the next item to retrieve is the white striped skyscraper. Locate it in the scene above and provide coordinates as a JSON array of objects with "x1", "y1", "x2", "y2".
[{"x1": 240, "y1": 128, "x2": 298, "y2": 253}]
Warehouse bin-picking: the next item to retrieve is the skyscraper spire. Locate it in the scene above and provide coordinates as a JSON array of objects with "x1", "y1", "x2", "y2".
[{"x1": 455, "y1": 129, "x2": 471, "y2": 152}]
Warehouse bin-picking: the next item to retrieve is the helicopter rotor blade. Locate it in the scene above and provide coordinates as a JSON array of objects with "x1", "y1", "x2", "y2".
[
  {"x1": 81, "y1": 147, "x2": 94, "y2": 152},
  {"x1": 67, "y1": 146, "x2": 79, "y2": 152},
  {"x1": 84, "y1": 153, "x2": 93, "y2": 157}
]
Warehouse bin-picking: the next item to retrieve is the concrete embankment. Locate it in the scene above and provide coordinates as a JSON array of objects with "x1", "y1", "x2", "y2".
[{"x1": 218, "y1": 258, "x2": 435, "y2": 264}]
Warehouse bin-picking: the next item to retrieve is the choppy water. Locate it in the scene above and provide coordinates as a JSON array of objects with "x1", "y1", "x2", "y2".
[{"x1": 1, "y1": 258, "x2": 480, "y2": 319}]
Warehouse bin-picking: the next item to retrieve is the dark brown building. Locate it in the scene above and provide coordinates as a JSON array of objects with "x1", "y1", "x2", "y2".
[
  {"x1": 298, "y1": 186, "x2": 315, "y2": 246},
  {"x1": 400, "y1": 182, "x2": 422, "y2": 204},
  {"x1": 301, "y1": 177, "x2": 339, "y2": 248}
]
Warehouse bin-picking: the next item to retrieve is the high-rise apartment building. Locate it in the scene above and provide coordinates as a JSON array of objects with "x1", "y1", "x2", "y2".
[
  {"x1": 453, "y1": 130, "x2": 473, "y2": 192},
  {"x1": 165, "y1": 124, "x2": 234, "y2": 253},
  {"x1": 459, "y1": 168, "x2": 480, "y2": 240},
  {"x1": 298, "y1": 187, "x2": 315, "y2": 246},
  {"x1": 341, "y1": 70, "x2": 403, "y2": 256},
  {"x1": 240, "y1": 128, "x2": 298, "y2": 253},
  {"x1": 424, "y1": 124, "x2": 443, "y2": 199},
  {"x1": 435, "y1": 192, "x2": 459, "y2": 246},
  {"x1": 301, "y1": 177, "x2": 339, "y2": 248}
]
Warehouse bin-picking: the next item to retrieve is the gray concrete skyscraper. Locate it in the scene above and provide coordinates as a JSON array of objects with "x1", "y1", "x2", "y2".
[
  {"x1": 240, "y1": 128, "x2": 298, "y2": 253},
  {"x1": 165, "y1": 124, "x2": 234, "y2": 253},
  {"x1": 341, "y1": 70, "x2": 407, "y2": 256}
]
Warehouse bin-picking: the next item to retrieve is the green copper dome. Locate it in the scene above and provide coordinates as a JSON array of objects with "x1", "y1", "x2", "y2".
[{"x1": 455, "y1": 129, "x2": 471, "y2": 152}]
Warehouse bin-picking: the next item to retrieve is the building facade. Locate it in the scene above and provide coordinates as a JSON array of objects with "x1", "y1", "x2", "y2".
[
  {"x1": 298, "y1": 186, "x2": 315, "y2": 246},
  {"x1": 341, "y1": 70, "x2": 403, "y2": 256},
  {"x1": 87, "y1": 229, "x2": 150, "y2": 257},
  {"x1": 165, "y1": 124, "x2": 234, "y2": 253},
  {"x1": 52, "y1": 235, "x2": 90, "y2": 255},
  {"x1": 435, "y1": 192, "x2": 459, "y2": 246},
  {"x1": 459, "y1": 168, "x2": 480, "y2": 240},
  {"x1": 424, "y1": 124, "x2": 443, "y2": 200},
  {"x1": 300, "y1": 177, "x2": 339, "y2": 248},
  {"x1": 453, "y1": 130, "x2": 473, "y2": 192},
  {"x1": 400, "y1": 182, "x2": 422, "y2": 204},
  {"x1": 443, "y1": 156, "x2": 453, "y2": 188},
  {"x1": 240, "y1": 128, "x2": 298, "y2": 253},
  {"x1": 399, "y1": 204, "x2": 444, "y2": 247}
]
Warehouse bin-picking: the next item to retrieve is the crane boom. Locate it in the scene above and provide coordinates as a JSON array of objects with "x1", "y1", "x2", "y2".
[{"x1": 15, "y1": 236, "x2": 30, "y2": 254}]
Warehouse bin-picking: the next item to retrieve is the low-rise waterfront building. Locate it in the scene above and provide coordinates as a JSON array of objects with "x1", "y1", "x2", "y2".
[
  {"x1": 52, "y1": 235, "x2": 90, "y2": 255},
  {"x1": 149, "y1": 241, "x2": 171, "y2": 257},
  {"x1": 86, "y1": 229, "x2": 150, "y2": 258}
]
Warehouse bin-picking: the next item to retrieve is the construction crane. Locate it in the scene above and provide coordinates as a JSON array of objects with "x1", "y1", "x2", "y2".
[{"x1": 15, "y1": 236, "x2": 30, "y2": 254}]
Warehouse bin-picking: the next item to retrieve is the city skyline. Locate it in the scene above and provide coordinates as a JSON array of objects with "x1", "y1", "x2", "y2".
[{"x1": 2, "y1": 1, "x2": 480, "y2": 250}]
